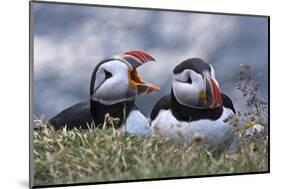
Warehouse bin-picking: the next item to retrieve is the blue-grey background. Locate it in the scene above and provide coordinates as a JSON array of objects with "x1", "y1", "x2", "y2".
[{"x1": 33, "y1": 3, "x2": 268, "y2": 119}]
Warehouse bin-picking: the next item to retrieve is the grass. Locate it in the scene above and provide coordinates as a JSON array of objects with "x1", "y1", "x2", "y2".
[{"x1": 33, "y1": 125, "x2": 268, "y2": 186}]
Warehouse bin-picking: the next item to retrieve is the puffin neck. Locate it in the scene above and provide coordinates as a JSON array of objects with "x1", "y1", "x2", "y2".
[
  {"x1": 90, "y1": 99, "x2": 135, "y2": 128},
  {"x1": 170, "y1": 89, "x2": 223, "y2": 122}
]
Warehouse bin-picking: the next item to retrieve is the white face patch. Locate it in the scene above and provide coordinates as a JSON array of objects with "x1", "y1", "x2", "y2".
[
  {"x1": 172, "y1": 69, "x2": 204, "y2": 107},
  {"x1": 91, "y1": 60, "x2": 136, "y2": 105}
]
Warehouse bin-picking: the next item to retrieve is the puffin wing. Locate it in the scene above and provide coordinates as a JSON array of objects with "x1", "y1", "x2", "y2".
[
  {"x1": 150, "y1": 95, "x2": 171, "y2": 121},
  {"x1": 48, "y1": 101, "x2": 93, "y2": 130}
]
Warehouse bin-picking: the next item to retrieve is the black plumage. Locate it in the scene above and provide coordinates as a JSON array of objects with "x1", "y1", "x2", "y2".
[
  {"x1": 90, "y1": 99, "x2": 136, "y2": 128},
  {"x1": 150, "y1": 95, "x2": 171, "y2": 121},
  {"x1": 48, "y1": 101, "x2": 93, "y2": 130},
  {"x1": 48, "y1": 99, "x2": 136, "y2": 130},
  {"x1": 173, "y1": 58, "x2": 211, "y2": 75}
]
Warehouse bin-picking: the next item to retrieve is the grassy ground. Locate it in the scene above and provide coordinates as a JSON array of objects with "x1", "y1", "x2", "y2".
[{"x1": 33, "y1": 125, "x2": 268, "y2": 186}]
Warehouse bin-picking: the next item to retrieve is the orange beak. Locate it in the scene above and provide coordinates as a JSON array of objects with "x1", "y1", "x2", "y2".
[
  {"x1": 113, "y1": 50, "x2": 160, "y2": 95},
  {"x1": 128, "y1": 68, "x2": 160, "y2": 95},
  {"x1": 204, "y1": 75, "x2": 223, "y2": 109}
]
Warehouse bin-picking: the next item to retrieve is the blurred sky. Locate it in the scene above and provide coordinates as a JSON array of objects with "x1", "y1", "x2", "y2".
[{"x1": 32, "y1": 2, "x2": 268, "y2": 118}]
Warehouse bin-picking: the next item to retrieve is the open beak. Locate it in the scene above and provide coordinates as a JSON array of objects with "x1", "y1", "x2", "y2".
[
  {"x1": 128, "y1": 68, "x2": 160, "y2": 95},
  {"x1": 200, "y1": 75, "x2": 223, "y2": 109},
  {"x1": 115, "y1": 50, "x2": 160, "y2": 95}
]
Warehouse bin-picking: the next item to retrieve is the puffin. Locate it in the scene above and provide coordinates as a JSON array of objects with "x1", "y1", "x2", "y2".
[
  {"x1": 150, "y1": 58, "x2": 236, "y2": 149},
  {"x1": 49, "y1": 50, "x2": 159, "y2": 136}
]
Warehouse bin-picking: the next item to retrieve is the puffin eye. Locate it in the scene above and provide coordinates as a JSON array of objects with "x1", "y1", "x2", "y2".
[
  {"x1": 186, "y1": 75, "x2": 192, "y2": 84},
  {"x1": 104, "y1": 69, "x2": 112, "y2": 80}
]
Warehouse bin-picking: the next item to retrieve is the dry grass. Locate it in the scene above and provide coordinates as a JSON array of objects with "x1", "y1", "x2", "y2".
[{"x1": 33, "y1": 125, "x2": 268, "y2": 186}]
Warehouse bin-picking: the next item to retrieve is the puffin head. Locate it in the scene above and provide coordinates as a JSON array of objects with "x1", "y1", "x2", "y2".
[
  {"x1": 172, "y1": 58, "x2": 223, "y2": 109},
  {"x1": 90, "y1": 50, "x2": 160, "y2": 105}
]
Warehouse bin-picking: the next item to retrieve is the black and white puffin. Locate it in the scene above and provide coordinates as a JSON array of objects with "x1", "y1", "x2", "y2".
[
  {"x1": 49, "y1": 50, "x2": 159, "y2": 135},
  {"x1": 150, "y1": 58, "x2": 235, "y2": 148}
]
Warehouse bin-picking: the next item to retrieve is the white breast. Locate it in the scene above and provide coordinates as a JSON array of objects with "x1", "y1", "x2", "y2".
[
  {"x1": 151, "y1": 107, "x2": 235, "y2": 149},
  {"x1": 122, "y1": 110, "x2": 152, "y2": 136}
]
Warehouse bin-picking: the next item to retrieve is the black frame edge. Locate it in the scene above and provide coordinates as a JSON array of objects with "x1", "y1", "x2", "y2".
[
  {"x1": 29, "y1": 1, "x2": 35, "y2": 188},
  {"x1": 32, "y1": 171, "x2": 269, "y2": 188}
]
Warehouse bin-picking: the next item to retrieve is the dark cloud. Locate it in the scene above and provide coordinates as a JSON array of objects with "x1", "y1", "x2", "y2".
[{"x1": 33, "y1": 2, "x2": 268, "y2": 118}]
